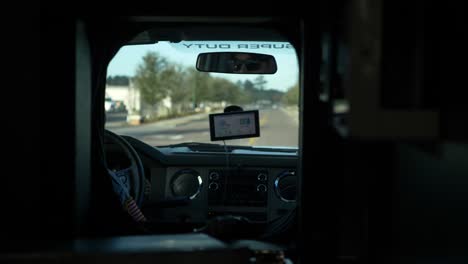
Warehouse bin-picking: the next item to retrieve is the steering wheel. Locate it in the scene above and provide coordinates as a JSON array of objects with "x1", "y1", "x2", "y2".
[{"x1": 104, "y1": 130, "x2": 145, "y2": 207}]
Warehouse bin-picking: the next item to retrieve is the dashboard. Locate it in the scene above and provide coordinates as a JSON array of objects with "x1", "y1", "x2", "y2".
[{"x1": 120, "y1": 136, "x2": 298, "y2": 232}]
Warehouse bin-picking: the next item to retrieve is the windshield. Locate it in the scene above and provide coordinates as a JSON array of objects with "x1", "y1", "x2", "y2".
[{"x1": 105, "y1": 40, "x2": 299, "y2": 148}]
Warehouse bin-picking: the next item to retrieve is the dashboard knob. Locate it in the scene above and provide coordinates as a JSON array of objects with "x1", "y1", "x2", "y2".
[
  {"x1": 257, "y1": 173, "x2": 268, "y2": 181},
  {"x1": 209, "y1": 172, "x2": 220, "y2": 181},
  {"x1": 256, "y1": 184, "x2": 267, "y2": 192},
  {"x1": 208, "y1": 182, "x2": 219, "y2": 191}
]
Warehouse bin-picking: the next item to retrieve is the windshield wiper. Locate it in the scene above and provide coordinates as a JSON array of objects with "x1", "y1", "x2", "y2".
[
  {"x1": 159, "y1": 142, "x2": 297, "y2": 153},
  {"x1": 162, "y1": 142, "x2": 291, "y2": 152},
  {"x1": 161, "y1": 142, "x2": 223, "y2": 148},
  {"x1": 159, "y1": 142, "x2": 225, "y2": 152},
  {"x1": 160, "y1": 142, "x2": 253, "y2": 152}
]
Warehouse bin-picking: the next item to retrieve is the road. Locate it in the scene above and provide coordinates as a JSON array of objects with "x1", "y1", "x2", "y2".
[{"x1": 107, "y1": 107, "x2": 299, "y2": 147}]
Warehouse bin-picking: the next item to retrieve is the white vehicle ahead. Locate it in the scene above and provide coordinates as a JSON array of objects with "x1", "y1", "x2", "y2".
[{"x1": 105, "y1": 97, "x2": 115, "y2": 112}]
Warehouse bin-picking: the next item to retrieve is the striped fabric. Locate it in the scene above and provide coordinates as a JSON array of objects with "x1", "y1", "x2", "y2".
[
  {"x1": 125, "y1": 197, "x2": 147, "y2": 222},
  {"x1": 108, "y1": 169, "x2": 147, "y2": 223}
]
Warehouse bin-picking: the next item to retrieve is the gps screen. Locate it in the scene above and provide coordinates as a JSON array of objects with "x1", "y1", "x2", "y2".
[{"x1": 209, "y1": 110, "x2": 260, "y2": 141}]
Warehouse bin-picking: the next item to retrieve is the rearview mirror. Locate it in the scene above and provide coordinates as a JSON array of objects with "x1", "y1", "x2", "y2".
[{"x1": 196, "y1": 52, "x2": 277, "y2": 74}]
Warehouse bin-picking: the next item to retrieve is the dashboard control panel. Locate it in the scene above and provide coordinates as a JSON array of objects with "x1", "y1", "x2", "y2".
[
  {"x1": 157, "y1": 166, "x2": 297, "y2": 225},
  {"x1": 207, "y1": 168, "x2": 269, "y2": 207}
]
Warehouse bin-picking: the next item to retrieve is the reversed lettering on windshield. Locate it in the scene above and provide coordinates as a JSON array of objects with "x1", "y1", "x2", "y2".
[{"x1": 181, "y1": 43, "x2": 293, "y2": 49}]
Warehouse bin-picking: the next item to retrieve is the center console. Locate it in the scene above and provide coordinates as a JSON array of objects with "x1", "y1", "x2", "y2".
[{"x1": 207, "y1": 168, "x2": 268, "y2": 222}]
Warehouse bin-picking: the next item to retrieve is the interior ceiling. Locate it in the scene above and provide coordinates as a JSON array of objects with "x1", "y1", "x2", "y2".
[
  {"x1": 128, "y1": 26, "x2": 289, "y2": 44},
  {"x1": 122, "y1": 17, "x2": 296, "y2": 44},
  {"x1": 127, "y1": 16, "x2": 277, "y2": 23}
]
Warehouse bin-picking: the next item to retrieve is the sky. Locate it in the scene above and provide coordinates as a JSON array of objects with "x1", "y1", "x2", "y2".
[{"x1": 107, "y1": 41, "x2": 299, "y2": 92}]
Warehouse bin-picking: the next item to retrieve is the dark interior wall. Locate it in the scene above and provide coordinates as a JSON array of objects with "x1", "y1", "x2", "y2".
[
  {"x1": 392, "y1": 142, "x2": 468, "y2": 255},
  {"x1": 340, "y1": 141, "x2": 468, "y2": 260},
  {"x1": 4, "y1": 2, "x2": 78, "y2": 246},
  {"x1": 39, "y1": 11, "x2": 77, "y2": 240},
  {"x1": 380, "y1": 2, "x2": 468, "y2": 255},
  {"x1": 381, "y1": 1, "x2": 468, "y2": 140},
  {"x1": 5, "y1": 2, "x2": 42, "y2": 242},
  {"x1": 381, "y1": 1, "x2": 429, "y2": 109},
  {"x1": 439, "y1": 3, "x2": 468, "y2": 141},
  {"x1": 337, "y1": 141, "x2": 396, "y2": 260}
]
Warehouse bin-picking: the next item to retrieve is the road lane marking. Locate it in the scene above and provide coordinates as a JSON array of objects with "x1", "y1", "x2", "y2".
[
  {"x1": 279, "y1": 107, "x2": 299, "y2": 125},
  {"x1": 169, "y1": 135, "x2": 184, "y2": 140},
  {"x1": 260, "y1": 115, "x2": 268, "y2": 126}
]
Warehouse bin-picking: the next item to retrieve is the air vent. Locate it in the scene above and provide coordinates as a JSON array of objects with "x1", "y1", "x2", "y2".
[
  {"x1": 170, "y1": 169, "x2": 202, "y2": 200},
  {"x1": 274, "y1": 170, "x2": 297, "y2": 202}
]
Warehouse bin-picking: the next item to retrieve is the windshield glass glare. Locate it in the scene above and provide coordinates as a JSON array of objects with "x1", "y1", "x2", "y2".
[{"x1": 105, "y1": 41, "x2": 299, "y2": 148}]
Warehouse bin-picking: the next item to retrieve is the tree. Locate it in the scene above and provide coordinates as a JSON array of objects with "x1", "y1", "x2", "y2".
[
  {"x1": 161, "y1": 65, "x2": 185, "y2": 103},
  {"x1": 186, "y1": 69, "x2": 212, "y2": 107},
  {"x1": 210, "y1": 77, "x2": 244, "y2": 104},
  {"x1": 107, "y1": 75, "x2": 130, "y2": 86},
  {"x1": 283, "y1": 83, "x2": 299, "y2": 106},
  {"x1": 254, "y1": 75, "x2": 267, "y2": 91},
  {"x1": 261, "y1": 89, "x2": 284, "y2": 103},
  {"x1": 224, "y1": 81, "x2": 243, "y2": 104},
  {"x1": 243, "y1": 79, "x2": 255, "y2": 91},
  {"x1": 243, "y1": 80, "x2": 257, "y2": 103},
  {"x1": 133, "y1": 52, "x2": 168, "y2": 106},
  {"x1": 162, "y1": 65, "x2": 191, "y2": 114}
]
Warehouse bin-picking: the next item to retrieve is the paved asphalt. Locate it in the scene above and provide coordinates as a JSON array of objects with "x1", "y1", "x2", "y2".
[{"x1": 107, "y1": 107, "x2": 299, "y2": 147}]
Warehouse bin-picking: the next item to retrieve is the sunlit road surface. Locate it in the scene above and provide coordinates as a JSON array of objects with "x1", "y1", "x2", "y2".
[{"x1": 107, "y1": 107, "x2": 299, "y2": 147}]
